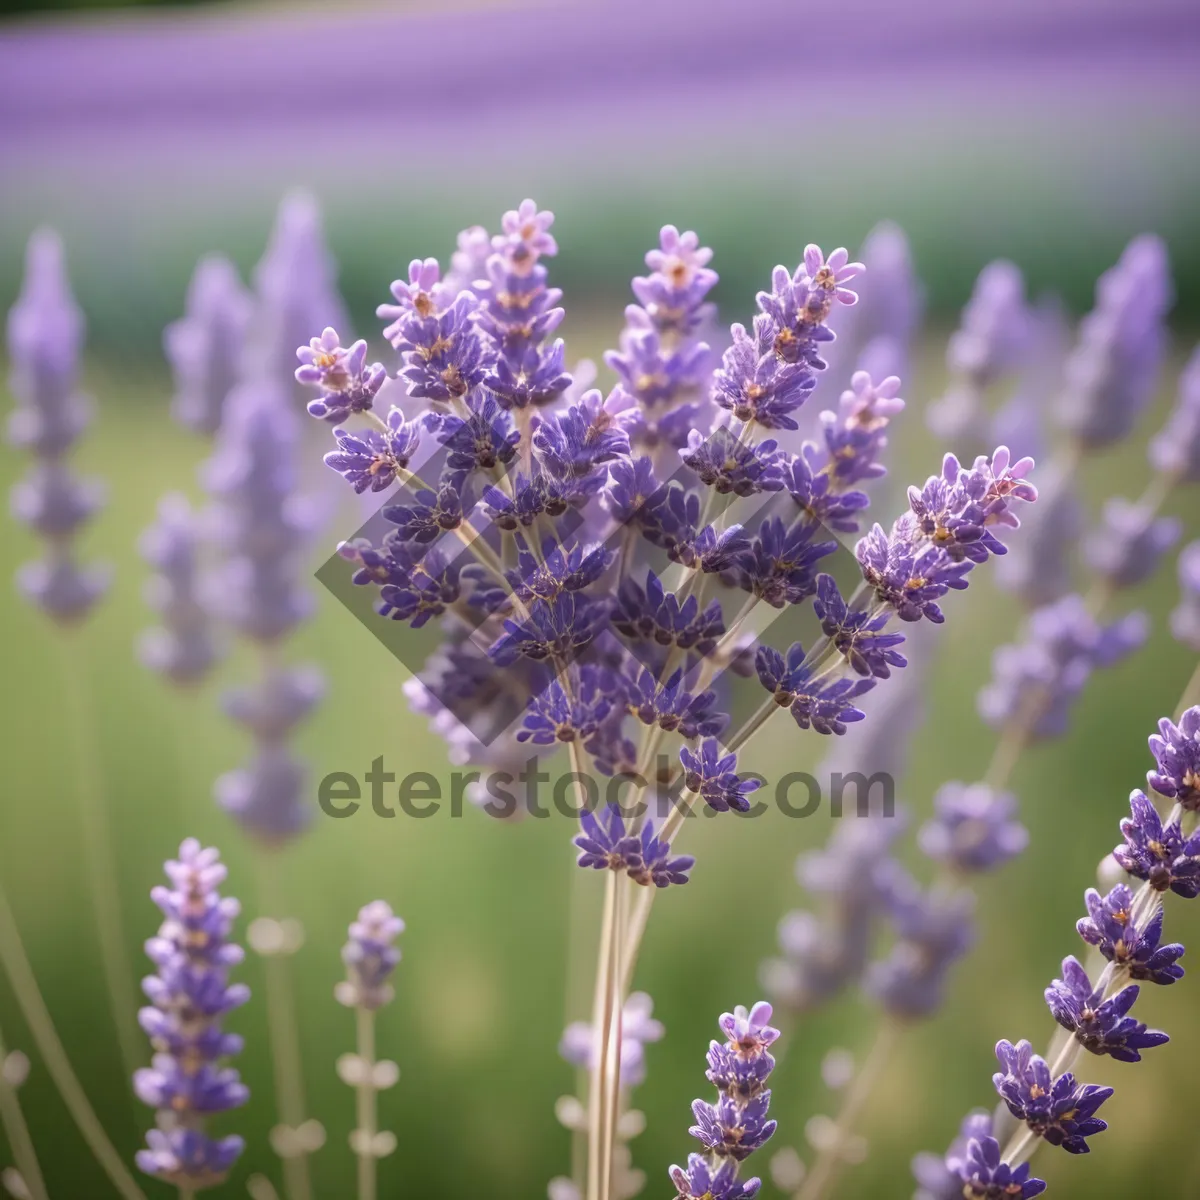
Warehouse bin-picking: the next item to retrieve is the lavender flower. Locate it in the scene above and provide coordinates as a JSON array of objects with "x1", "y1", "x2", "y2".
[
  {"x1": 1170, "y1": 541, "x2": 1200, "y2": 650},
  {"x1": 1044, "y1": 956, "x2": 1168, "y2": 1062},
  {"x1": 911, "y1": 1110, "x2": 994, "y2": 1200},
  {"x1": 1112, "y1": 788, "x2": 1200, "y2": 897},
  {"x1": 978, "y1": 596, "x2": 1147, "y2": 738},
  {"x1": 1149, "y1": 345, "x2": 1200, "y2": 480},
  {"x1": 165, "y1": 255, "x2": 252, "y2": 436},
  {"x1": 918, "y1": 783, "x2": 1028, "y2": 873},
  {"x1": 1084, "y1": 496, "x2": 1181, "y2": 590},
  {"x1": 323, "y1": 410, "x2": 421, "y2": 494},
  {"x1": 134, "y1": 839, "x2": 249, "y2": 1190},
  {"x1": 1076, "y1": 885, "x2": 1185, "y2": 984},
  {"x1": 992, "y1": 1040, "x2": 1111, "y2": 1154},
  {"x1": 959, "y1": 1137, "x2": 1045, "y2": 1199},
  {"x1": 926, "y1": 261, "x2": 1031, "y2": 445},
  {"x1": 204, "y1": 383, "x2": 322, "y2": 843},
  {"x1": 138, "y1": 493, "x2": 221, "y2": 684},
  {"x1": 559, "y1": 992, "x2": 664, "y2": 1089},
  {"x1": 1147, "y1": 708, "x2": 1200, "y2": 810},
  {"x1": 336, "y1": 902, "x2": 405, "y2": 1011},
  {"x1": 6, "y1": 229, "x2": 109, "y2": 622},
  {"x1": 295, "y1": 327, "x2": 386, "y2": 423},
  {"x1": 670, "y1": 1002, "x2": 778, "y2": 1198},
  {"x1": 865, "y1": 884, "x2": 974, "y2": 1018},
  {"x1": 1058, "y1": 234, "x2": 1172, "y2": 448},
  {"x1": 573, "y1": 804, "x2": 694, "y2": 888},
  {"x1": 679, "y1": 740, "x2": 762, "y2": 813}
]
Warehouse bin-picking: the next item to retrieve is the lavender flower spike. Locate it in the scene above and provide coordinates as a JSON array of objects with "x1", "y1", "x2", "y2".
[
  {"x1": 1149, "y1": 345, "x2": 1200, "y2": 481},
  {"x1": 1059, "y1": 234, "x2": 1172, "y2": 448},
  {"x1": 336, "y1": 901, "x2": 405, "y2": 1010},
  {"x1": 1044, "y1": 956, "x2": 1169, "y2": 1062},
  {"x1": 670, "y1": 1001, "x2": 778, "y2": 1200},
  {"x1": 138, "y1": 493, "x2": 221, "y2": 685},
  {"x1": 1084, "y1": 496, "x2": 1180, "y2": 590},
  {"x1": 135, "y1": 839, "x2": 249, "y2": 1190},
  {"x1": 1147, "y1": 705, "x2": 1200, "y2": 812},
  {"x1": 6, "y1": 228, "x2": 109, "y2": 623},
  {"x1": 164, "y1": 254, "x2": 252, "y2": 436}
]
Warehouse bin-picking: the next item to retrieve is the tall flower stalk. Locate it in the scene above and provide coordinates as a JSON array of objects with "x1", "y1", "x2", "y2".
[
  {"x1": 297, "y1": 204, "x2": 1040, "y2": 1200},
  {"x1": 134, "y1": 839, "x2": 249, "y2": 1194},
  {"x1": 334, "y1": 902, "x2": 404, "y2": 1200},
  {"x1": 5, "y1": 229, "x2": 140, "y2": 1083},
  {"x1": 0, "y1": 1027, "x2": 45, "y2": 1200}
]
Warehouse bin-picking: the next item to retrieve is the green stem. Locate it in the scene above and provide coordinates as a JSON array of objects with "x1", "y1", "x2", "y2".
[
  {"x1": 57, "y1": 634, "x2": 142, "y2": 1085},
  {"x1": 255, "y1": 850, "x2": 313, "y2": 1200},
  {"x1": 585, "y1": 872, "x2": 618, "y2": 1200},
  {"x1": 0, "y1": 1023, "x2": 47, "y2": 1200},
  {"x1": 792, "y1": 1019, "x2": 901, "y2": 1200},
  {"x1": 355, "y1": 1007, "x2": 377, "y2": 1200},
  {"x1": 0, "y1": 881, "x2": 146, "y2": 1200}
]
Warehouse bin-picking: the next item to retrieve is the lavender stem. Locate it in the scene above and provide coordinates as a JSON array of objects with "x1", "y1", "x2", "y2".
[
  {"x1": 57, "y1": 633, "x2": 141, "y2": 1084},
  {"x1": 0, "y1": 881, "x2": 146, "y2": 1200},
  {"x1": 0, "y1": 1023, "x2": 47, "y2": 1200},
  {"x1": 793, "y1": 1018, "x2": 902, "y2": 1200},
  {"x1": 254, "y1": 850, "x2": 313, "y2": 1200},
  {"x1": 355, "y1": 1006, "x2": 377, "y2": 1200}
]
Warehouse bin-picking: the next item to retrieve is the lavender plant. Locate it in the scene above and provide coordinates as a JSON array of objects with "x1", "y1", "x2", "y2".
[
  {"x1": 296, "y1": 201, "x2": 1040, "y2": 1199},
  {"x1": 334, "y1": 902, "x2": 404, "y2": 1200},
  {"x1": 914, "y1": 698, "x2": 1200, "y2": 1198},
  {"x1": 5, "y1": 228, "x2": 141, "y2": 1083},
  {"x1": 134, "y1": 839, "x2": 249, "y2": 1193}
]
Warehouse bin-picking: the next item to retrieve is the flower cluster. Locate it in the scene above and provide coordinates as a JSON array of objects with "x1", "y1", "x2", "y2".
[
  {"x1": 1171, "y1": 540, "x2": 1200, "y2": 650},
  {"x1": 978, "y1": 595, "x2": 1146, "y2": 739},
  {"x1": 134, "y1": 840, "x2": 249, "y2": 1190},
  {"x1": 164, "y1": 255, "x2": 252, "y2": 436},
  {"x1": 915, "y1": 706, "x2": 1200, "y2": 1196},
  {"x1": 669, "y1": 1002, "x2": 779, "y2": 1200},
  {"x1": 6, "y1": 229, "x2": 109, "y2": 622},
  {"x1": 336, "y1": 901, "x2": 405, "y2": 1011},
  {"x1": 138, "y1": 493, "x2": 221, "y2": 684}
]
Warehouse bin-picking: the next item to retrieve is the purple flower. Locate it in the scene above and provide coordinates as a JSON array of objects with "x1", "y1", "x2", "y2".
[
  {"x1": 911, "y1": 1111, "x2": 994, "y2": 1200},
  {"x1": 927, "y1": 261, "x2": 1031, "y2": 444},
  {"x1": 754, "y1": 642, "x2": 875, "y2": 735},
  {"x1": 1112, "y1": 789, "x2": 1200, "y2": 897},
  {"x1": 1076, "y1": 884, "x2": 1185, "y2": 985},
  {"x1": 378, "y1": 257, "x2": 443, "y2": 330},
  {"x1": 681, "y1": 426, "x2": 783, "y2": 496},
  {"x1": 781, "y1": 446, "x2": 871, "y2": 534},
  {"x1": 979, "y1": 596, "x2": 1147, "y2": 739},
  {"x1": 1060, "y1": 234, "x2": 1172, "y2": 448},
  {"x1": 134, "y1": 839, "x2": 249, "y2": 1189},
  {"x1": 992, "y1": 1039, "x2": 1112, "y2": 1154},
  {"x1": 626, "y1": 818, "x2": 695, "y2": 888},
  {"x1": 959, "y1": 1136, "x2": 1045, "y2": 1199},
  {"x1": 635, "y1": 225, "x2": 718, "y2": 338},
  {"x1": 680, "y1": 739, "x2": 762, "y2": 814},
  {"x1": 855, "y1": 519, "x2": 973, "y2": 624},
  {"x1": 1147, "y1": 706, "x2": 1200, "y2": 811},
  {"x1": 918, "y1": 782, "x2": 1028, "y2": 873},
  {"x1": 323, "y1": 408, "x2": 421, "y2": 493},
  {"x1": 138, "y1": 493, "x2": 221, "y2": 685},
  {"x1": 801, "y1": 244, "x2": 864, "y2": 309},
  {"x1": 817, "y1": 370, "x2": 905, "y2": 487},
  {"x1": 1085, "y1": 496, "x2": 1181, "y2": 589},
  {"x1": 517, "y1": 670, "x2": 614, "y2": 745},
  {"x1": 731, "y1": 515, "x2": 837, "y2": 608},
  {"x1": 494, "y1": 198, "x2": 558, "y2": 268},
  {"x1": 381, "y1": 483, "x2": 464, "y2": 544},
  {"x1": 812, "y1": 573, "x2": 908, "y2": 679},
  {"x1": 214, "y1": 747, "x2": 312, "y2": 844},
  {"x1": 295, "y1": 326, "x2": 386, "y2": 423},
  {"x1": 613, "y1": 570, "x2": 725, "y2": 656},
  {"x1": 865, "y1": 885, "x2": 974, "y2": 1017},
  {"x1": 489, "y1": 593, "x2": 608, "y2": 666},
  {"x1": 221, "y1": 665, "x2": 324, "y2": 742},
  {"x1": 710, "y1": 322, "x2": 816, "y2": 430},
  {"x1": 669, "y1": 1154, "x2": 760, "y2": 1200},
  {"x1": 388, "y1": 289, "x2": 492, "y2": 403},
  {"x1": 1045, "y1": 956, "x2": 1169, "y2": 1062},
  {"x1": 559, "y1": 992, "x2": 665, "y2": 1088},
  {"x1": 625, "y1": 666, "x2": 726, "y2": 740},
  {"x1": 674, "y1": 1000, "x2": 777, "y2": 1200},
  {"x1": 338, "y1": 901, "x2": 404, "y2": 1011},
  {"x1": 165, "y1": 255, "x2": 252, "y2": 436},
  {"x1": 573, "y1": 805, "x2": 692, "y2": 886},
  {"x1": 1150, "y1": 345, "x2": 1200, "y2": 481},
  {"x1": 7, "y1": 228, "x2": 109, "y2": 624}
]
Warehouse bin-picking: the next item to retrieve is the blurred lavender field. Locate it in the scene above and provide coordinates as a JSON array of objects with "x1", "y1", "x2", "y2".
[{"x1": 2, "y1": 2, "x2": 1200, "y2": 1199}]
